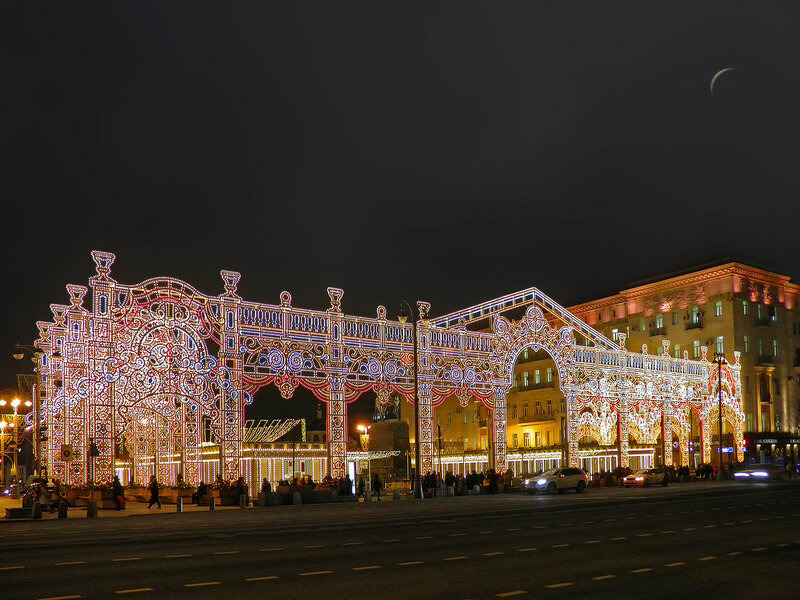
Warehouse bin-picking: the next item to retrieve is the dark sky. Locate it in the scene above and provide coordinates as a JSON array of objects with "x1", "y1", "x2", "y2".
[{"x1": 3, "y1": 2, "x2": 800, "y2": 399}]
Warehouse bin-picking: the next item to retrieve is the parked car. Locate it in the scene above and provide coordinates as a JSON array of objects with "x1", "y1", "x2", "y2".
[
  {"x1": 733, "y1": 464, "x2": 785, "y2": 481},
  {"x1": 622, "y1": 468, "x2": 669, "y2": 488},
  {"x1": 524, "y1": 467, "x2": 589, "y2": 495}
]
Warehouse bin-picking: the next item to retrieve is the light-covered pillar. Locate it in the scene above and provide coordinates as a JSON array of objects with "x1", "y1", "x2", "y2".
[
  {"x1": 326, "y1": 376, "x2": 348, "y2": 478},
  {"x1": 662, "y1": 399, "x2": 673, "y2": 466},
  {"x1": 567, "y1": 392, "x2": 579, "y2": 467},
  {"x1": 491, "y1": 388, "x2": 507, "y2": 473},
  {"x1": 418, "y1": 382, "x2": 435, "y2": 474},
  {"x1": 218, "y1": 270, "x2": 244, "y2": 481},
  {"x1": 617, "y1": 397, "x2": 629, "y2": 468}
]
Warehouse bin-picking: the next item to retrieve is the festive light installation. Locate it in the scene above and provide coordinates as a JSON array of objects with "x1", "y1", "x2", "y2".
[{"x1": 33, "y1": 252, "x2": 744, "y2": 485}]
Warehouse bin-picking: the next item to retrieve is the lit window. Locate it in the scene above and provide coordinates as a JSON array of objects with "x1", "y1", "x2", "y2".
[
  {"x1": 743, "y1": 300, "x2": 749, "y2": 316},
  {"x1": 611, "y1": 328, "x2": 619, "y2": 341},
  {"x1": 535, "y1": 432, "x2": 542, "y2": 446},
  {"x1": 523, "y1": 433, "x2": 530, "y2": 447},
  {"x1": 511, "y1": 404, "x2": 517, "y2": 419},
  {"x1": 655, "y1": 314, "x2": 663, "y2": 328},
  {"x1": 534, "y1": 370, "x2": 541, "y2": 384},
  {"x1": 546, "y1": 367, "x2": 553, "y2": 383},
  {"x1": 523, "y1": 348, "x2": 529, "y2": 360},
  {"x1": 743, "y1": 335, "x2": 749, "y2": 354},
  {"x1": 714, "y1": 301, "x2": 723, "y2": 317},
  {"x1": 773, "y1": 340, "x2": 779, "y2": 357},
  {"x1": 546, "y1": 431, "x2": 551, "y2": 446},
  {"x1": 672, "y1": 311, "x2": 679, "y2": 325},
  {"x1": 463, "y1": 412, "x2": 467, "y2": 424},
  {"x1": 715, "y1": 336, "x2": 724, "y2": 354},
  {"x1": 639, "y1": 318, "x2": 646, "y2": 331},
  {"x1": 673, "y1": 344, "x2": 681, "y2": 358},
  {"x1": 463, "y1": 438, "x2": 469, "y2": 451},
  {"x1": 758, "y1": 338, "x2": 764, "y2": 355},
  {"x1": 656, "y1": 346, "x2": 663, "y2": 356},
  {"x1": 757, "y1": 304, "x2": 764, "y2": 320},
  {"x1": 691, "y1": 307, "x2": 700, "y2": 323},
  {"x1": 447, "y1": 412, "x2": 452, "y2": 425},
  {"x1": 512, "y1": 433, "x2": 518, "y2": 447},
  {"x1": 437, "y1": 414, "x2": 441, "y2": 426},
  {"x1": 523, "y1": 404, "x2": 529, "y2": 418},
  {"x1": 547, "y1": 400, "x2": 552, "y2": 415},
  {"x1": 523, "y1": 372, "x2": 529, "y2": 386},
  {"x1": 472, "y1": 410, "x2": 477, "y2": 423},
  {"x1": 693, "y1": 340, "x2": 701, "y2": 359}
]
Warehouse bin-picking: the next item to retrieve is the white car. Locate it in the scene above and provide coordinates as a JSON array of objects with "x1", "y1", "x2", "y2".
[
  {"x1": 525, "y1": 467, "x2": 589, "y2": 495},
  {"x1": 622, "y1": 468, "x2": 668, "y2": 488}
]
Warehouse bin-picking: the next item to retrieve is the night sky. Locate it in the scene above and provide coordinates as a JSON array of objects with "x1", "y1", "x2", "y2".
[{"x1": 4, "y1": 3, "x2": 800, "y2": 417}]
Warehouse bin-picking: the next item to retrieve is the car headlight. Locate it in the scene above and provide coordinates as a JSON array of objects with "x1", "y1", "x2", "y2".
[
  {"x1": 733, "y1": 472, "x2": 750, "y2": 478},
  {"x1": 634, "y1": 477, "x2": 643, "y2": 481},
  {"x1": 751, "y1": 471, "x2": 769, "y2": 478},
  {"x1": 524, "y1": 479, "x2": 530, "y2": 485},
  {"x1": 537, "y1": 478, "x2": 547, "y2": 485}
]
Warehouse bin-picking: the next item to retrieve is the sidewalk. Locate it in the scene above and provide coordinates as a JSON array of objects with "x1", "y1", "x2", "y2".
[{"x1": 0, "y1": 495, "x2": 241, "y2": 521}]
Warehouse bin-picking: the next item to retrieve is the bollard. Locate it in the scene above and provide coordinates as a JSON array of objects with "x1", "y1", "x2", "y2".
[
  {"x1": 239, "y1": 494, "x2": 247, "y2": 509},
  {"x1": 58, "y1": 500, "x2": 68, "y2": 519},
  {"x1": 209, "y1": 496, "x2": 215, "y2": 511},
  {"x1": 32, "y1": 501, "x2": 43, "y2": 520},
  {"x1": 176, "y1": 497, "x2": 183, "y2": 513},
  {"x1": 86, "y1": 501, "x2": 98, "y2": 518}
]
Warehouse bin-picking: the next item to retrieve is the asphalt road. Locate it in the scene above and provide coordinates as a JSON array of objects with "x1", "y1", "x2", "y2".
[{"x1": 2, "y1": 481, "x2": 799, "y2": 600}]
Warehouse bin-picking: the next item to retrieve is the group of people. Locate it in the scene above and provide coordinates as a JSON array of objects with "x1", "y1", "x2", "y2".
[{"x1": 356, "y1": 473, "x2": 383, "y2": 501}]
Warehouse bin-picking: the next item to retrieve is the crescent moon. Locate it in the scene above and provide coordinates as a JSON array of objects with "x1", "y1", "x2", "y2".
[{"x1": 710, "y1": 68, "x2": 735, "y2": 95}]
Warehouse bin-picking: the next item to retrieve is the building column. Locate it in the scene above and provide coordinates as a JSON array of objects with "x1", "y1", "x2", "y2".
[
  {"x1": 617, "y1": 397, "x2": 629, "y2": 468},
  {"x1": 491, "y1": 388, "x2": 507, "y2": 473},
  {"x1": 701, "y1": 418, "x2": 711, "y2": 464}
]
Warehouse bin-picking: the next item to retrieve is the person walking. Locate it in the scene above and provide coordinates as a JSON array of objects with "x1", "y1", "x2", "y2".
[
  {"x1": 147, "y1": 475, "x2": 161, "y2": 509},
  {"x1": 357, "y1": 476, "x2": 367, "y2": 501},
  {"x1": 371, "y1": 473, "x2": 382, "y2": 502},
  {"x1": 112, "y1": 475, "x2": 126, "y2": 510}
]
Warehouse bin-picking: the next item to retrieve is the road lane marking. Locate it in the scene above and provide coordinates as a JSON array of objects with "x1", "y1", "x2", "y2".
[
  {"x1": 479, "y1": 530, "x2": 494, "y2": 534},
  {"x1": 631, "y1": 568, "x2": 653, "y2": 573},
  {"x1": 703, "y1": 525, "x2": 716, "y2": 529},
  {"x1": 116, "y1": 589, "x2": 153, "y2": 595},
  {"x1": 777, "y1": 543, "x2": 790, "y2": 547},
  {"x1": 726, "y1": 551, "x2": 743, "y2": 556},
  {"x1": 1, "y1": 566, "x2": 26, "y2": 570},
  {"x1": 584, "y1": 540, "x2": 600, "y2": 544},
  {"x1": 592, "y1": 575, "x2": 616, "y2": 581},
  {"x1": 213, "y1": 550, "x2": 239, "y2": 555},
  {"x1": 303, "y1": 545, "x2": 325, "y2": 549},
  {"x1": 416, "y1": 536, "x2": 433, "y2": 540},
  {"x1": 723, "y1": 522, "x2": 735, "y2": 526},
  {"x1": 611, "y1": 537, "x2": 626, "y2": 541},
  {"x1": 666, "y1": 562, "x2": 686, "y2": 567},
  {"x1": 637, "y1": 533, "x2": 653, "y2": 537},
  {"x1": 507, "y1": 527, "x2": 521, "y2": 531},
  {"x1": 604, "y1": 518, "x2": 615, "y2": 522},
  {"x1": 398, "y1": 561, "x2": 424, "y2": 566},
  {"x1": 38, "y1": 596, "x2": 81, "y2": 600},
  {"x1": 551, "y1": 544, "x2": 569, "y2": 548},
  {"x1": 299, "y1": 571, "x2": 333, "y2": 576},
  {"x1": 545, "y1": 583, "x2": 573, "y2": 589},
  {"x1": 444, "y1": 556, "x2": 468, "y2": 561},
  {"x1": 184, "y1": 582, "x2": 220, "y2": 587},
  {"x1": 581, "y1": 521, "x2": 595, "y2": 525},
  {"x1": 165, "y1": 554, "x2": 191, "y2": 558},
  {"x1": 112, "y1": 558, "x2": 141, "y2": 562},
  {"x1": 661, "y1": 530, "x2": 675, "y2": 534},
  {"x1": 533, "y1": 525, "x2": 547, "y2": 529},
  {"x1": 683, "y1": 528, "x2": 695, "y2": 531},
  {"x1": 518, "y1": 548, "x2": 536, "y2": 552},
  {"x1": 260, "y1": 547, "x2": 283, "y2": 552},
  {"x1": 751, "y1": 547, "x2": 767, "y2": 552},
  {"x1": 449, "y1": 533, "x2": 466, "y2": 537},
  {"x1": 482, "y1": 552, "x2": 504, "y2": 556},
  {"x1": 741, "y1": 520, "x2": 752, "y2": 523},
  {"x1": 352, "y1": 565, "x2": 382, "y2": 571},
  {"x1": 496, "y1": 591, "x2": 527, "y2": 597},
  {"x1": 699, "y1": 556, "x2": 716, "y2": 561},
  {"x1": 55, "y1": 562, "x2": 85, "y2": 566},
  {"x1": 245, "y1": 576, "x2": 278, "y2": 581},
  {"x1": 343, "y1": 542, "x2": 363, "y2": 546}
]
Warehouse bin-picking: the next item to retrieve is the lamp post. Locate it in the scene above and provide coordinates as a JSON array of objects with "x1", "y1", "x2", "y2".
[
  {"x1": 357, "y1": 424, "x2": 371, "y2": 494},
  {"x1": 14, "y1": 344, "x2": 44, "y2": 477},
  {"x1": 399, "y1": 300, "x2": 423, "y2": 499},
  {"x1": 0, "y1": 420, "x2": 7, "y2": 490},
  {"x1": 714, "y1": 353, "x2": 727, "y2": 473}
]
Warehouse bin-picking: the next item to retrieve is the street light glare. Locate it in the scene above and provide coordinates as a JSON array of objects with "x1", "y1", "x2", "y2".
[
  {"x1": 11, "y1": 399, "x2": 20, "y2": 408},
  {"x1": 0, "y1": 400, "x2": 6, "y2": 406}
]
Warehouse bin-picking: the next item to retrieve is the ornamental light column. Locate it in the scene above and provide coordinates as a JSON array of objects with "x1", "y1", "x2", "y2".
[
  {"x1": 714, "y1": 353, "x2": 726, "y2": 471},
  {"x1": 399, "y1": 301, "x2": 423, "y2": 499},
  {"x1": 14, "y1": 345, "x2": 44, "y2": 476}
]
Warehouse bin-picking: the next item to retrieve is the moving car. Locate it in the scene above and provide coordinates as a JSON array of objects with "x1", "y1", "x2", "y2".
[
  {"x1": 524, "y1": 467, "x2": 589, "y2": 495},
  {"x1": 733, "y1": 464, "x2": 785, "y2": 481},
  {"x1": 622, "y1": 468, "x2": 668, "y2": 487}
]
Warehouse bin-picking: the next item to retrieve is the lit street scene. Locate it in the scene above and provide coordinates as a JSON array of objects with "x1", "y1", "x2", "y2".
[{"x1": 3, "y1": 3, "x2": 800, "y2": 599}]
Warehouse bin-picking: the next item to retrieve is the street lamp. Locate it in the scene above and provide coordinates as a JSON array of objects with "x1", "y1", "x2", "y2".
[
  {"x1": 14, "y1": 344, "x2": 45, "y2": 477},
  {"x1": 357, "y1": 424, "x2": 371, "y2": 494},
  {"x1": 399, "y1": 300, "x2": 424, "y2": 499},
  {"x1": 0, "y1": 420, "x2": 7, "y2": 490},
  {"x1": 714, "y1": 353, "x2": 727, "y2": 473}
]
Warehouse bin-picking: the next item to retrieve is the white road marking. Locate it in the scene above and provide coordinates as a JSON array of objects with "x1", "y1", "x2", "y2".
[
  {"x1": 726, "y1": 552, "x2": 743, "y2": 556},
  {"x1": 184, "y1": 582, "x2": 220, "y2": 587},
  {"x1": 1, "y1": 566, "x2": 25, "y2": 570},
  {"x1": 584, "y1": 540, "x2": 600, "y2": 544},
  {"x1": 449, "y1": 533, "x2": 467, "y2": 537},
  {"x1": 56, "y1": 562, "x2": 85, "y2": 566},
  {"x1": 665, "y1": 562, "x2": 686, "y2": 567},
  {"x1": 551, "y1": 543, "x2": 569, "y2": 548},
  {"x1": 299, "y1": 571, "x2": 333, "y2": 576},
  {"x1": 444, "y1": 556, "x2": 468, "y2": 561},
  {"x1": 115, "y1": 589, "x2": 153, "y2": 595},
  {"x1": 213, "y1": 551, "x2": 239, "y2": 555},
  {"x1": 699, "y1": 556, "x2": 716, "y2": 561},
  {"x1": 683, "y1": 527, "x2": 696, "y2": 531},
  {"x1": 38, "y1": 596, "x2": 82, "y2": 600},
  {"x1": 352, "y1": 565, "x2": 382, "y2": 571},
  {"x1": 507, "y1": 527, "x2": 522, "y2": 531},
  {"x1": 496, "y1": 591, "x2": 528, "y2": 597},
  {"x1": 637, "y1": 533, "x2": 653, "y2": 537},
  {"x1": 661, "y1": 530, "x2": 675, "y2": 534},
  {"x1": 260, "y1": 547, "x2": 283, "y2": 552},
  {"x1": 482, "y1": 552, "x2": 504, "y2": 556},
  {"x1": 545, "y1": 583, "x2": 573, "y2": 589},
  {"x1": 751, "y1": 547, "x2": 767, "y2": 552},
  {"x1": 479, "y1": 530, "x2": 494, "y2": 534},
  {"x1": 245, "y1": 576, "x2": 278, "y2": 581},
  {"x1": 112, "y1": 558, "x2": 141, "y2": 562},
  {"x1": 303, "y1": 545, "x2": 325, "y2": 548},
  {"x1": 518, "y1": 548, "x2": 536, "y2": 552},
  {"x1": 416, "y1": 536, "x2": 433, "y2": 540},
  {"x1": 592, "y1": 575, "x2": 616, "y2": 581},
  {"x1": 611, "y1": 536, "x2": 626, "y2": 541},
  {"x1": 398, "y1": 561, "x2": 424, "y2": 566},
  {"x1": 165, "y1": 554, "x2": 191, "y2": 558},
  {"x1": 343, "y1": 542, "x2": 363, "y2": 546},
  {"x1": 631, "y1": 568, "x2": 653, "y2": 573},
  {"x1": 703, "y1": 525, "x2": 716, "y2": 529}
]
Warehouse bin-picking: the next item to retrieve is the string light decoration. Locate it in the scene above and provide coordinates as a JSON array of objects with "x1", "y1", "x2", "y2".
[
  {"x1": 33, "y1": 252, "x2": 744, "y2": 485},
  {"x1": 244, "y1": 419, "x2": 302, "y2": 443}
]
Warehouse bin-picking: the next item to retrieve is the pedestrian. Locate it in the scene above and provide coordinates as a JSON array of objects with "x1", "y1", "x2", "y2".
[
  {"x1": 261, "y1": 478, "x2": 271, "y2": 494},
  {"x1": 112, "y1": 475, "x2": 126, "y2": 510},
  {"x1": 147, "y1": 475, "x2": 161, "y2": 509},
  {"x1": 357, "y1": 476, "x2": 367, "y2": 501},
  {"x1": 193, "y1": 480, "x2": 208, "y2": 505},
  {"x1": 371, "y1": 473, "x2": 382, "y2": 501}
]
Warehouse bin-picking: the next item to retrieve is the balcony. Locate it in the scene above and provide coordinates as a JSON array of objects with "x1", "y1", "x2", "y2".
[
  {"x1": 756, "y1": 317, "x2": 773, "y2": 328},
  {"x1": 685, "y1": 319, "x2": 703, "y2": 331},
  {"x1": 649, "y1": 326, "x2": 667, "y2": 337},
  {"x1": 758, "y1": 354, "x2": 774, "y2": 366}
]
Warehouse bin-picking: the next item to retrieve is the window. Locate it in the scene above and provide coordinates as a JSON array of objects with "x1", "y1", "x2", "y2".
[
  {"x1": 746, "y1": 413, "x2": 753, "y2": 431},
  {"x1": 743, "y1": 300, "x2": 749, "y2": 316},
  {"x1": 463, "y1": 438, "x2": 469, "y2": 451},
  {"x1": 472, "y1": 410, "x2": 477, "y2": 423},
  {"x1": 523, "y1": 403, "x2": 529, "y2": 419},
  {"x1": 672, "y1": 311, "x2": 679, "y2": 325},
  {"x1": 447, "y1": 412, "x2": 452, "y2": 425},
  {"x1": 523, "y1": 348, "x2": 529, "y2": 360},
  {"x1": 758, "y1": 338, "x2": 764, "y2": 356},
  {"x1": 511, "y1": 404, "x2": 517, "y2": 419},
  {"x1": 715, "y1": 336, "x2": 724, "y2": 354},
  {"x1": 691, "y1": 307, "x2": 700, "y2": 323},
  {"x1": 546, "y1": 367, "x2": 553, "y2": 383},
  {"x1": 744, "y1": 335, "x2": 749, "y2": 354},
  {"x1": 693, "y1": 340, "x2": 701, "y2": 359},
  {"x1": 437, "y1": 414, "x2": 441, "y2": 426},
  {"x1": 534, "y1": 369, "x2": 541, "y2": 384},
  {"x1": 673, "y1": 344, "x2": 681, "y2": 358},
  {"x1": 757, "y1": 304, "x2": 764, "y2": 320},
  {"x1": 655, "y1": 314, "x2": 663, "y2": 328},
  {"x1": 546, "y1": 431, "x2": 551, "y2": 446},
  {"x1": 547, "y1": 400, "x2": 553, "y2": 415},
  {"x1": 523, "y1": 372, "x2": 529, "y2": 386},
  {"x1": 639, "y1": 318, "x2": 646, "y2": 331},
  {"x1": 714, "y1": 301, "x2": 723, "y2": 317},
  {"x1": 535, "y1": 432, "x2": 542, "y2": 446},
  {"x1": 512, "y1": 433, "x2": 518, "y2": 448},
  {"x1": 513, "y1": 374, "x2": 519, "y2": 388},
  {"x1": 773, "y1": 339, "x2": 779, "y2": 357},
  {"x1": 523, "y1": 432, "x2": 530, "y2": 447},
  {"x1": 612, "y1": 328, "x2": 619, "y2": 341},
  {"x1": 656, "y1": 346, "x2": 663, "y2": 356},
  {"x1": 769, "y1": 306, "x2": 776, "y2": 322},
  {"x1": 463, "y1": 412, "x2": 467, "y2": 424}
]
